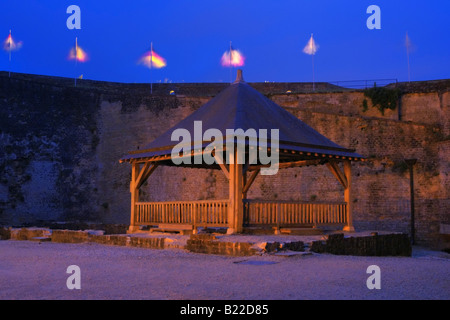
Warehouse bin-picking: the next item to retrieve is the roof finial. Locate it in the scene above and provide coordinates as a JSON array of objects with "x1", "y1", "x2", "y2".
[{"x1": 234, "y1": 69, "x2": 245, "y2": 83}]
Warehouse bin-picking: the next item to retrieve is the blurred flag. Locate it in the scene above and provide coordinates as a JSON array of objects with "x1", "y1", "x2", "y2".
[
  {"x1": 138, "y1": 47, "x2": 167, "y2": 69},
  {"x1": 405, "y1": 32, "x2": 413, "y2": 82},
  {"x1": 303, "y1": 34, "x2": 318, "y2": 55},
  {"x1": 68, "y1": 38, "x2": 88, "y2": 62},
  {"x1": 405, "y1": 32, "x2": 412, "y2": 50},
  {"x1": 221, "y1": 46, "x2": 245, "y2": 67},
  {"x1": 3, "y1": 30, "x2": 22, "y2": 52},
  {"x1": 303, "y1": 34, "x2": 318, "y2": 91}
]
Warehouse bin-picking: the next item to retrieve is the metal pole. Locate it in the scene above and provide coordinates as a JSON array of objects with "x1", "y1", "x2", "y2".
[
  {"x1": 312, "y1": 53, "x2": 315, "y2": 91},
  {"x1": 310, "y1": 34, "x2": 315, "y2": 92},
  {"x1": 75, "y1": 37, "x2": 78, "y2": 87},
  {"x1": 406, "y1": 32, "x2": 411, "y2": 83},
  {"x1": 8, "y1": 30, "x2": 12, "y2": 78},
  {"x1": 150, "y1": 42, "x2": 153, "y2": 94},
  {"x1": 230, "y1": 41, "x2": 232, "y2": 84}
]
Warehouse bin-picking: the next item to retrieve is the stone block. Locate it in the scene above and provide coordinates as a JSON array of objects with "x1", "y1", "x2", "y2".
[
  {"x1": 10, "y1": 228, "x2": 51, "y2": 241},
  {"x1": 264, "y1": 242, "x2": 281, "y2": 253},
  {"x1": 310, "y1": 233, "x2": 411, "y2": 256},
  {"x1": 0, "y1": 227, "x2": 11, "y2": 240},
  {"x1": 51, "y1": 230, "x2": 90, "y2": 243},
  {"x1": 283, "y1": 241, "x2": 305, "y2": 252}
]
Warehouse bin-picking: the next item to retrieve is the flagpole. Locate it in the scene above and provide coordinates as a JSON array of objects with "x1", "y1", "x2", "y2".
[
  {"x1": 150, "y1": 42, "x2": 153, "y2": 94},
  {"x1": 229, "y1": 41, "x2": 233, "y2": 84},
  {"x1": 312, "y1": 52, "x2": 315, "y2": 91},
  {"x1": 8, "y1": 30, "x2": 12, "y2": 78},
  {"x1": 406, "y1": 32, "x2": 411, "y2": 83},
  {"x1": 74, "y1": 37, "x2": 78, "y2": 87},
  {"x1": 311, "y1": 33, "x2": 315, "y2": 91}
]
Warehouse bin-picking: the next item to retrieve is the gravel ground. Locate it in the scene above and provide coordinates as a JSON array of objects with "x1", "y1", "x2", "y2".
[{"x1": 0, "y1": 240, "x2": 448, "y2": 300}]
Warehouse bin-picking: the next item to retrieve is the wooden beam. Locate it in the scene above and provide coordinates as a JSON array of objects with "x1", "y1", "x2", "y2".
[
  {"x1": 242, "y1": 170, "x2": 247, "y2": 199},
  {"x1": 326, "y1": 160, "x2": 348, "y2": 189},
  {"x1": 129, "y1": 162, "x2": 140, "y2": 232},
  {"x1": 234, "y1": 160, "x2": 244, "y2": 233},
  {"x1": 278, "y1": 159, "x2": 322, "y2": 169},
  {"x1": 343, "y1": 160, "x2": 355, "y2": 232},
  {"x1": 214, "y1": 153, "x2": 230, "y2": 180},
  {"x1": 247, "y1": 159, "x2": 322, "y2": 171},
  {"x1": 243, "y1": 162, "x2": 250, "y2": 174},
  {"x1": 136, "y1": 163, "x2": 158, "y2": 190},
  {"x1": 227, "y1": 149, "x2": 244, "y2": 234},
  {"x1": 227, "y1": 154, "x2": 236, "y2": 234},
  {"x1": 243, "y1": 168, "x2": 260, "y2": 194},
  {"x1": 135, "y1": 162, "x2": 151, "y2": 190}
]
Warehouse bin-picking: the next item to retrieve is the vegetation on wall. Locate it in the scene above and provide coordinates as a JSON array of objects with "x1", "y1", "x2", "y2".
[{"x1": 362, "y1": 86, "x2": 400, "y2": 115}]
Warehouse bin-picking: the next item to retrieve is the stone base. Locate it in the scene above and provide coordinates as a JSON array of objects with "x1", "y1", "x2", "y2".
[
  {"x1": 127, "y1": 225, "x2": 140, "y2": 234},
  {"x1": 343, "y1": 225, "x2": 356, "y2": 232},
  {"x1": 311, "y1": 233, "x2": 412, "y2": 256},
  {"x1": 226, "y1": 228, "x2": 235, "y2": 235},
  {"x1": 280, "y1": 227, "x2": 324, "y2": 236},
  {"x1": 186, "y1": 234, "x2": 258, "y2": 256}
]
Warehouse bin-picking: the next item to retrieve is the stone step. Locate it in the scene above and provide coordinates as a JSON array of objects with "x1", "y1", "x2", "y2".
[
  {"x1": 30, "y1": 237, "x2": 51, "y2": 243},
  {"x1": 242, "y1": 227, "x2": 277, "y2": 235},
  {"x1": 151, "y1": 224, "x2": 194, "y2": 235},
  {"x1": 280, "y1": 228, "x2": 324, "y2": 235}
]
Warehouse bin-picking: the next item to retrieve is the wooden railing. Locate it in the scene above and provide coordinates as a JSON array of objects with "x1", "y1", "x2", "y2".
[
  {"x1": 134, "y1": 199, "x2": 346, "y2": 230},
  {"x1": 243, "y1": 200, "x2": 347, "y2": 227},
  {"x1": 135, "y1": 200, "x2": 229, "y2": 227}
]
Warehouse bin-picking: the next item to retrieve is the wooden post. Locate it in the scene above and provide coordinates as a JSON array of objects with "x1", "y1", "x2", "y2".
[
  {"x1": 128, "y1": 161, "x2": 158, "y2": 233},
  {"x1": 343, "y1": 160, "x2": 355, "y2": 232},
  {"x1": 227, "y1": 151, "x2": 236, "y2": 234},
  {"x1": 227, "y1": 148, "x2": 244, "y2": 234},
  {"x1": 128, "y1": 162, "x2": 140, "y2": 233},
  {"x1": 193, "y1": 202, "x2": 198, "y2": 235},
  {"x1": 235, "y1": 160, "x2": 244, "y2": 233},
  {"x1": 274, "y1": 203, "x2": 281, "y2": 235},
  {"x1": 242, "y1": 170, "x2": 247, "y2": 199}
]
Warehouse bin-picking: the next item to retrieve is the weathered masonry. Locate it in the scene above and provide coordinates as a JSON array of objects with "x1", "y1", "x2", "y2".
[{"x1": 0, "y1": 72, "x2": 448, "y2": 247}]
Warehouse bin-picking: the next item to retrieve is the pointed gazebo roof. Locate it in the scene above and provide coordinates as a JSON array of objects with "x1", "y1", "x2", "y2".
[
  {"x1": 122, "y1": 70, "x2": 363, "y2": 234},
  {"x1": 120, "y1": 70, "x2": 364, "y2": 167}
]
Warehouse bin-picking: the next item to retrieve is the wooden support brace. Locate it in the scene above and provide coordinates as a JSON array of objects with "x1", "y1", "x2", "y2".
[
  {"x1": 247, "y1": 159, "x2": 321, "y2": 171},
  {"x1": 214, "y1": 153, "x2": 230, "y2": 180},
  {"x1": 243, "y1": 168, "x2": 260, "y2": 194},
  {"x1": 326, "y1": 160, "x2": 348, "y2": 189},
  {"x1": 135, "y1": 162, "x2": 151, "y2": 189},
  {"x1": 136, "y1": 163, "x2": 159, "y2": 190}
]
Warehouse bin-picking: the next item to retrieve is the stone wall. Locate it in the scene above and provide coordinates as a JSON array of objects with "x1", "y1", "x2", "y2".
[
  {"x1": 0, "y1": 73, "x2": 448, "y2": 247},
  {"x1": 310, "y1": 233, "x2": 412, "y2": 257},
  {"x1": 271, "y1": 90, "x2": 449, "y2": 129}
]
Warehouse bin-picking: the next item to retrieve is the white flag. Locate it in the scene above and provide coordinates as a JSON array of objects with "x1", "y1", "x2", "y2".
[{"x1": 303, "y1": 34, "x2": 318, "y2": 55}]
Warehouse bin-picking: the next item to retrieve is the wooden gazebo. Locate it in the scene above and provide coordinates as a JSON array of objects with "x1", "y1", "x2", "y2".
[{"x1": 120, "y1": 70, "x2": 365, "y2": 234}]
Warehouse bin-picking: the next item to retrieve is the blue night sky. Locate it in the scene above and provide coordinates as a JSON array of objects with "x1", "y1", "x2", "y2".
[{"x1": 1, "y1": 0, "x2": 449, "y2": 84}]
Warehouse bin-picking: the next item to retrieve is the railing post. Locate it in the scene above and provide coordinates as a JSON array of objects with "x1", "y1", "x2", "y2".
[
  {"x1": 313, "y1": 204, "x2": 317, "y2": 228},
  {"x1": 193, "y1": 203, "x2": 198, "y2": 234},
  {"x1": 274, "y1": 203, "x2": 281, "y2": 235},
  {"x1": 128, "y1": 162, "x2": 140, "y2": 233}
]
